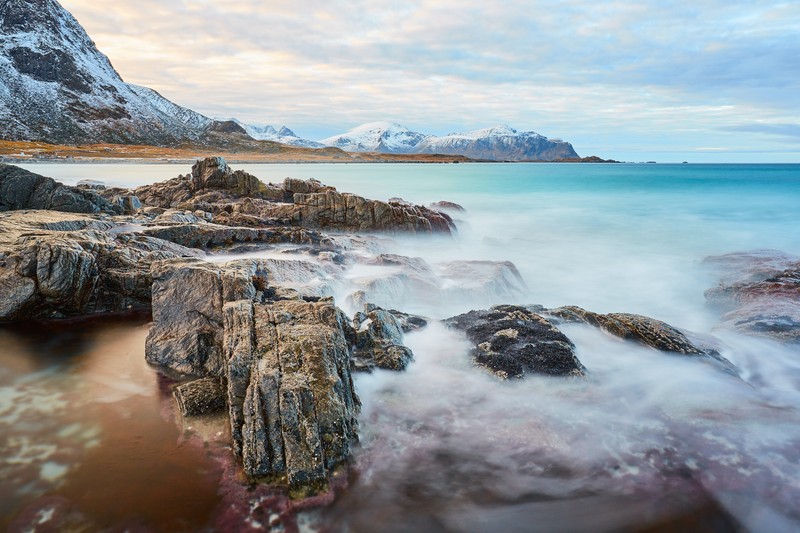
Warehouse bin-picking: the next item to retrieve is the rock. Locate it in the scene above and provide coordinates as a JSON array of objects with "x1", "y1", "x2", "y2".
[
  {"x1": 174, "y1": 377, "x2": 227, "y2": 416},
  {"x1": 76, "y1": 179, "x2": 107, "y2": 190},
  {"x1": 352, "y1": 305, "x2": 415, "y2": 371},
  {"x1": 283, "y1": 177, "x2": 328, "y2": 195},
  {"x1": 227, "y1": 299, "x2": 358, "y2": 496},
  {"x1": 0, "y1": 211, "x2": 201, "y2": 321},
  {"x1": 146, "y1": 257, "x2": 360, "y2": 495},
  {"x1": 141, "y1": 222, "x2": 334, "y2": 250},
  {"x1": 272, "y1": 189, "x2": 455, "y2": 234},
  {"x1": 116, "y1": 157, "x2": 455, "y2": 234},
  {"x1": 445, "y1": 305, "x2": 585, "y2": 379},
  {"x1": 0, "y1": 164, "x2": 121, "y2": 214},
  {"x1": 703, "y1": 251, "x2": 800, "y2": 344},
  {"x1": 385, "y1": 309, "x2": 429, "y2": 333},
  {"x1": 428, "y1": 200, "x2": 466, "y2": 213},
  {"x1": 146, "y1": 259, "x2": 228, "y2": 376},
  {"x1": 111, "y1": 194, "x2": 142, "y2": 214},
  {"x1": 546, "y1": 305, "x2": 738, "y2": 374}
]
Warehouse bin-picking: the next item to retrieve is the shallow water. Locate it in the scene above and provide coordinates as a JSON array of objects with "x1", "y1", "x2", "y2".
[{"x1": 5, "y1": 162, "x2": 800, "y2": 531}]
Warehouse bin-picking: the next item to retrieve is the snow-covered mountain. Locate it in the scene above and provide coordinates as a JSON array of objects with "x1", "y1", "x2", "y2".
[
  {"x1": 415, "y1": 124, "x2": 579, "y2": 161},
  {"x1": 229, "y1": 120, "x2": 324, "y2": 148},
  {"x1": 320, "y1": 122, "x2": 432, "y2": 154},
  {"x1": 320, "y1": 122, "x2": 579, "y2": 161},
  {"x1": 0, "y1": 0, "x2": 217, "y2": 146}
]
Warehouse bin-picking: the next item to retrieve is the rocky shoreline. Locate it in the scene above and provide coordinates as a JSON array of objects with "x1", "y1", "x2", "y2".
[{"x1": 1, "y1": 157, "x2": 798, "y2": 503}]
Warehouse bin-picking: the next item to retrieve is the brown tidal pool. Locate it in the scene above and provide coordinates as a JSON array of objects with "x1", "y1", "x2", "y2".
[{"x1": 0, "y1": 314, "x2": 227, "y2": 532}]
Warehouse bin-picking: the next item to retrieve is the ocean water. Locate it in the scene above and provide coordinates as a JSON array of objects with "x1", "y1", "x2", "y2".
[{"x1": 4, "y1": 162, "x2": 800, "y2": 531}]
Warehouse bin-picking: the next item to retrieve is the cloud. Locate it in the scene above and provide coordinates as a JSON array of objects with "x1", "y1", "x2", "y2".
[
  {"x1": 724, "y1": 123, "x2": 800, "y2": 142},
  {"x1": 58, "y1": 0, "x2": 800, "y2": 160}
]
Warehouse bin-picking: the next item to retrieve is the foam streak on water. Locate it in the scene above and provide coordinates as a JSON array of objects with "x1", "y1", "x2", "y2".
[{"x1": 9, "y1": 162, "x2": 800, "y2": 532}]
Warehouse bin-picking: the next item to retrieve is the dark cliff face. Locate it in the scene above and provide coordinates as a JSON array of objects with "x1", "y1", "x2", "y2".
[{"x1": 0, "y1": 0, "x2": 216, "y2": 146}]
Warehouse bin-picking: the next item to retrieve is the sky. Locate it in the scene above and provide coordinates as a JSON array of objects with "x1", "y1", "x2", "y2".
[{"x1": 59, "y1": 0, "x2": 800, "y2": 162}]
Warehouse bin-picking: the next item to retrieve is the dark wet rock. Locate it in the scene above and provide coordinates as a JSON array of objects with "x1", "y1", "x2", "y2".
[
  {"x1": 0, "y1": 211, "x2": 200, "y2": 321},
  {"x1": 146, "y1": 257, "x2": 360, "y2": 496},
  {"x1": 547, "y1": 305, "x2": 738, "y2": 374},
  {"x1": 174, "y1": 377, "x2": 227, "y2": 416},
  {"x1": 445, "y1": 305, "x2": 585, "y2": 379},
  {"x1": 385, "y1": 309, "x2": 429, "y2": 333},
  {"x1": 0, "y1": 164, "x2": 122, "y2": 214},
  {"x1": 703, "y1": 251, "x2": 800, "y2": 344},
  {"x1": 352, "y1": 305, "x2": 415, "y2": 372}
]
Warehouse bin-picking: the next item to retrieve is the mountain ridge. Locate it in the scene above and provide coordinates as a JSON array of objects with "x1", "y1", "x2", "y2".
[{"x1": 316, "y1": 122, "x2": 580, "y2": 161}]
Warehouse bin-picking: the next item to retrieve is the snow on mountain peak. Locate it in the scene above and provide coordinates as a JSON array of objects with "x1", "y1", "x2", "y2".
[
  {"x1": 320, "y1": 122, "x2": 431, "y2": 153},
  {"x1": 229, "y1": 119, "x2": 324, "y2": 148},
  {"x1": 0, "y1": 0, "x2": 216, "y2": 144}
]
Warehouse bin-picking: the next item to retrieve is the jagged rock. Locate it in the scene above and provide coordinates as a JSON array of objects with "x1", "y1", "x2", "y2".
[
  {"x1": 174, "y1": 377, "x2": 227, "y2": 416},
  {"x1": 385, "y1": 309, "x2": 429, "y2": 333},
  {"x1": 259, "y1": 188, "x2": 454, "y2": 234},
  {"x1": 546, "y1": 306, "x2": 738, "y2": 375},
  {"x1": 352, "y1": 305, "x2": 415, "y2": 371},
  {"x1": 146, "y1": 257, "x2": 360, "y2": 495},
  {"x1": 0, "y1": 211, "x2": 200, "y2": 321},
  {"x1": 703, "y1": 251, "x2": 800, "y2": 344},
  {"x1": 0, "y1": 164, "x2": 121, "y2": 214},
  {"x1": 113, "y1": 158, "x2": 454, "y2": 234},
  {"x1": 225, "y1": 298, "x2": 358, "y2": 496},
  {"x1": 445, "y1": 305, "x2": 585, "y2": 379},
  {"x1": 283, "y1": 177, "x2": 329, "y2": 195}
]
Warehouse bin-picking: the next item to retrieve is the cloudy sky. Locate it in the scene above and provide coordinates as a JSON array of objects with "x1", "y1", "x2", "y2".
[{"x1": 61, "y1": 0, "x2": 799, "y2": 162}]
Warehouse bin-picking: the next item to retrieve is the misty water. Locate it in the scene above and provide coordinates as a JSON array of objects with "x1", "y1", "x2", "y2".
[{"x1": 3, "y1": 162, "x2": 800, "y2": 531}]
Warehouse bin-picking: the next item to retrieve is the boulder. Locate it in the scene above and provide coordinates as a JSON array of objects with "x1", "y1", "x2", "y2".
[
  {"x1": 0, "y1": 163, "x2": 121, "y2": 214},
  {"x1": 174, "y1": 377, "x2": 227, "y2": 416},
  {"x1": 146, "y1": 257, "x2": 360, "y2": 496},
  {"x1": 352, "y1": 305, "x2": 415, "y2": 371},
  {"x1": 546, "y1": 305, "x2": 738, "y2": 374},
  {"x1": 445, "y1": 305, "x2": 585, "y2": 379}
]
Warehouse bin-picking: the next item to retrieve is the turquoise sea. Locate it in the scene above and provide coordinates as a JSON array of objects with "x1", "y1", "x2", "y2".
[{"x1": 3, "y1": 162, "x2": 800, "y2": 532}]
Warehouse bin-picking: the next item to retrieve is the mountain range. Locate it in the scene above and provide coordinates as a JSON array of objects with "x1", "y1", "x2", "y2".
[
  {"x1": 0, "y1": 0, "x2": 581, "y2": 161},
  {"x1": 318, "y1": 122, "x2": 578, "y2": 161}
]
